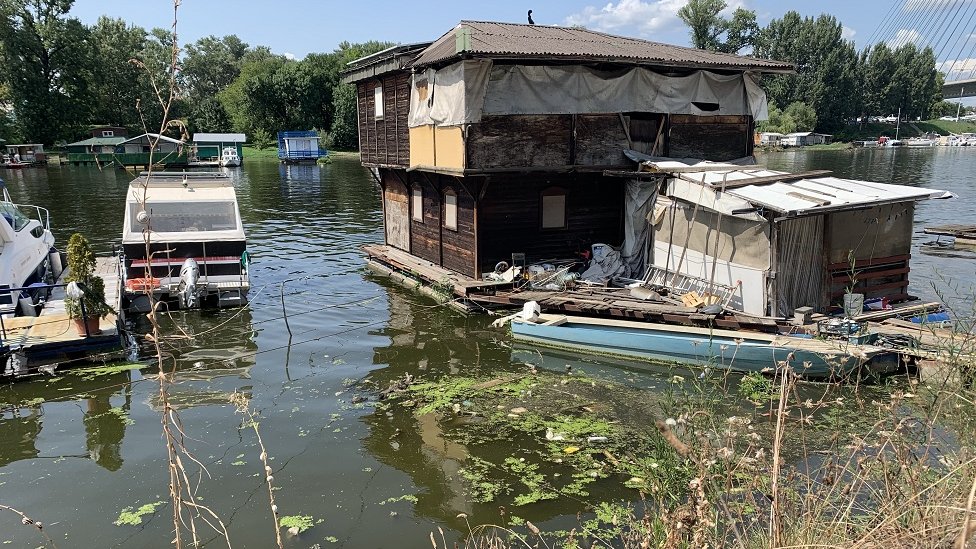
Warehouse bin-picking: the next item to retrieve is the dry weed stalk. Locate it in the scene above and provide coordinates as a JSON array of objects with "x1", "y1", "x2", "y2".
[
  {"x1": 131, "y1": 1, "x2": 230, "y2": 546},
  {"x1": 230, "y1": 391, "x2": 284, "y2": 549},
  {"x1": 0, "y1": 503, "x2": 56, "y2": 547}
]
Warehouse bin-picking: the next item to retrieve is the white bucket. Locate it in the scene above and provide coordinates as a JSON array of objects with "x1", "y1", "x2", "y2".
[
  {"x1": 521, "y1": 301, "x2": 541, "y2": 322},
  {"x1": 843, "y1": 293, "x2": 864, "y2": 318}
]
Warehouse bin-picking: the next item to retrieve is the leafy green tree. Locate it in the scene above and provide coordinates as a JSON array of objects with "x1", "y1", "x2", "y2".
[
  {"x1": 784, "y1": 101, "x2": 817, "y2": 131},
  {"x1": 329, "y1": 83, "x2": 358, "y2": 150},
  {"x1": 0, "y1": 0, "x2": 93, "y2": 144},
  {"x1": 88, "y1": 17, "x2": 148, "y2": 130},
  {"x1": 755, "y1": 12, "x2": 858, "y2": 131},
  {"x1": 181, "y1": 35, "x2": 249, "y2": 102},
  {"x1": 677, "y1": 0, "x2": 757, "y2": 53}
]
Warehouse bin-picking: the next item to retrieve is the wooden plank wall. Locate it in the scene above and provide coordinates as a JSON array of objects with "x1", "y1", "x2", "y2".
[
  {"x1": 478, "y1": 173, "x2": 624, "y2": 274},
  {"x1": 407, "y1": 173, "x2": 477, "y2": 278},
  {"x1": 667, "y1": 115, "x2": 752, "y2": 161},
  {"x1": 357, "y1": 72, "x2": 410, "y2": 166},
  {"x1": 383, "y1": 171, "x2": 410, "y2": 251},
  {"x1": 467, "y1": 115, "x2": 572, "y2": 168}
]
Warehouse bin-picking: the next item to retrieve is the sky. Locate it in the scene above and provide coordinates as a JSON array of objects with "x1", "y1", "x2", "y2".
[{"x1": 66, "y1": 1, "x2": 975, "y2": 76}]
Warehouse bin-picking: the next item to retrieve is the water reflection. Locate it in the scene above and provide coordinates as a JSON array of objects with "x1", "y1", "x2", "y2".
[{"x1": 0, "y1": 369, "x2": 133, "y2": 471}]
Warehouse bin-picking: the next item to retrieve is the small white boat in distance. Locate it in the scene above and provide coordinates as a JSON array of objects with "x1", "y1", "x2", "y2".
[
  {"x1": 0, "y1": 180, "x2": 58, "y2": 315},
  {"x1": 219, "y1": 147, "x2": 241, "y2": 167},
  {"x1": 121, "y1": 172, "x2": 249, "y2": 312}
]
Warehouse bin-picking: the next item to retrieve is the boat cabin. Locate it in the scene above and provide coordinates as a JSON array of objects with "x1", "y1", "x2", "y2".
[
  {"x1": 277, "y1": 131, "x2": 325, "y2": 163},
  {"x1": 343, "y1": 21, "x2": 792, "y2": 282},
  {"x1": 120, "y1": 172, "x2": 249, "y2": 311},
  {"x1": 192, "y1": 133, "x2": 246, "y2": 162},
  {"x1": 4, "y1": 144, "x2": 45, "y2": 164}
]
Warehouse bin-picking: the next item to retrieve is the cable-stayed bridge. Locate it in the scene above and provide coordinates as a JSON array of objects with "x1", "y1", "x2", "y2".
[{"x1": 871, "y1": 0, "x2": 976, "y2": 98}]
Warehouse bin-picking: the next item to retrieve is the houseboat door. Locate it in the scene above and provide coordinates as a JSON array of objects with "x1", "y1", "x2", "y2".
[{"x1": 384, "y1": 177, "x2": 410, "y2": 251}]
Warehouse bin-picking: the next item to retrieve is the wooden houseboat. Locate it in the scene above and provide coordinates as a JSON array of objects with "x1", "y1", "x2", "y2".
[
  {"x1": 343, "y1": 22, "x2": 953, "y2": 373},
  {"x1": 342, "y1": 22, "x2": 790, "y2": 293}
]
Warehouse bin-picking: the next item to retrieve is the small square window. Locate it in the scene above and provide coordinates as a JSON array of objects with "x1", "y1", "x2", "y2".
[
  {"x1": 541, "y1": 189, "x2": 566, "y2": 229},
  {"x1": 444, "y1": 189, "x2": 457, "y2": 231},
  {"x1": 411, "y1": 186, "x2": 423, "y2": 222},
  {"x1": 374, "y1": 86, "x2": 384, "y2": 120}
]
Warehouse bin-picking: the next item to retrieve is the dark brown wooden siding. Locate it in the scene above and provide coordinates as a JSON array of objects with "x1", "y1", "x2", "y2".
[
  {"x1": 477, "y1": 173, "x2": 624, "y2": 273},
  {"x1": 405, "y1": 173, "x2": 477, "y2": 277},
  {"x1": 667, "y1": 114, "x2": 752, "y2": 161},
  {"x1": 357, "y1": 72, "x2": 411, "y2": 167}
]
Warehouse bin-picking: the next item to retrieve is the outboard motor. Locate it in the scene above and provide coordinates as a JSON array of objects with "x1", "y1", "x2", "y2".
[{"x1": 178, "y1": 258, "x2": 201, "y2": 309}]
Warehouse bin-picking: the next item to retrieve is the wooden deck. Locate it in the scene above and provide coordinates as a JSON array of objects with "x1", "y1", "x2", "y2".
[
  {"x1": 363, "y1": 244, "x2": 514, "y2": 296},
  {"x1": 1, "y1": 257, "x2": 124, "y2": 378}
]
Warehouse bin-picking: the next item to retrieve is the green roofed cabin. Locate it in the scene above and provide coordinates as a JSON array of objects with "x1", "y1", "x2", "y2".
[
  {"x1": 192, "y1": 133, "x2": 247, "y2": 163},
  {"x1": 342, "y1": 21, "x2": 792, "y2": 285},
  {"x1": 66, "y1": 125, "x2": 129, "y2": 165}
]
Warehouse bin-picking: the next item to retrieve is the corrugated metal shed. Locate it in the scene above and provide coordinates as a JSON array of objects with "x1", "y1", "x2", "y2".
[
  {"x1": 411, "y1": 21, "x2": 793, "y2": 73},
  {"x1": 193, "y1": 133, "x2": 246, "y2": 143},
  {"x1": 676, "y1": 168, "x2": 951, "y2": 217}
]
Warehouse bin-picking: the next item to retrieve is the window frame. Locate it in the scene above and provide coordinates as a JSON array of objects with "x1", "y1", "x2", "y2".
[
  {"x1": 411, "y1": 185, "x2": 423, "y2": 223},
  {"x1": 374, "y1": 85, "x2": 384, "y2": 120},
  {"x1": 101, "y1": 130, "x2": 114, "y2": 137},
  {"x1": 540, "y1": 187, "x2": 568, "y2": 230},
  {"x1": 443, "y1": 188, "x2": 458, "y2": 231}
]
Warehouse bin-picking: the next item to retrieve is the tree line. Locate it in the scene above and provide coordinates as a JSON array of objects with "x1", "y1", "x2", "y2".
[
  {"x1": 0, "y1": 0, "x2": 391, "y2": 148},
  {"x1": 678, "y1": 0, "x2": 946, "y2": 132}
]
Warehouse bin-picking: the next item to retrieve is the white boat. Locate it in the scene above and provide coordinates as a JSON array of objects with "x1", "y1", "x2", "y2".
[
  {"x1": 120, "y1": 172, "x2": 249, "y2": 312},
  {"x1": 904, "y1": 138, "x2": 936, "y2": 147},
  {"x1": 219, "y1": 147, "x2": 241, "y2": 167},
  {"x1": 0, "y1": 181, "x2": 58, "y2": 315}
]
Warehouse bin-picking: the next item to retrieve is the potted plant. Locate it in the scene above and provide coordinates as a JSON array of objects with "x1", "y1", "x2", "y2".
[{"x1": 65, "y1": 233, "x2": 110, "y2": 336}]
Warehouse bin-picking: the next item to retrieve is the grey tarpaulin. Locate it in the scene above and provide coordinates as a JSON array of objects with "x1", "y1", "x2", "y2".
[
  {"x1": 408, "y1": 61, "x2": 768, "y2": 128},
  {"x1": 580, "y1": 243, "x2": 625, "y2": 284},
  {"x1": 621, "y1": 179, "x2": 658, "y2": 278}
]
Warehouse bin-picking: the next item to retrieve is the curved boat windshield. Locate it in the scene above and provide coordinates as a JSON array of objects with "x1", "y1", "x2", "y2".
[
  {"x1": 0, "y1": 202, "x2": 32, "y2": 231},
  {"x1": 131, "y1": 201, "x2": 238, "y2": 233}
]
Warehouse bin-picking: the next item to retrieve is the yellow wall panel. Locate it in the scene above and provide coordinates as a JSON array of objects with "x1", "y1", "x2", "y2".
[
  {"x1": 409, "y1": 125, "x2": 435, "y2": 167},
  {"x1": 434, "y1": 126, "x2": 465, "y2": 169}
]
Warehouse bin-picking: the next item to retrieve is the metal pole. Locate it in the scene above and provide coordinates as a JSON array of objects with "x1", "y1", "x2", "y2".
[
  {"x1": 80, "y1": 299, "x2": 90, "y2": 338},
  {"x1": 958, "y1": 87, "x2": 965, "y2": 121}
]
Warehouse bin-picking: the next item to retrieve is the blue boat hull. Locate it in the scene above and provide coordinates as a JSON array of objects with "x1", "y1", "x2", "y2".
[{"x1": 511, "y1": 318, "x2": 894, "y2": 377}]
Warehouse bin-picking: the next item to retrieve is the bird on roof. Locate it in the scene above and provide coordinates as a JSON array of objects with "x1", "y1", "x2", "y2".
[{"x1": 527, "y1": 10, "x2": 534, "y2": 24}]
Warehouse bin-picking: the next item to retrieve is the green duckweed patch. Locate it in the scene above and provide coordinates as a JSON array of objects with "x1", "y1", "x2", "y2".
[
  {"x1": 279, "y1": 514, "x2": 319, "y2": 533},
  {"x1": 383, "y1": 370, "x2": 697, "y2": 507},
  {"x1": 114, "y1": 501, "x2": 166, "y2": 526},
  {"x1": 72, "y1": 363, "x2": 144, "y2": 379}
]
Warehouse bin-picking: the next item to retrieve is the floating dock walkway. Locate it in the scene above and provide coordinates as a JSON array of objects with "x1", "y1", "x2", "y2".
[{"x1": 1, "y1": 257, "x2": 124, "y2": 379}]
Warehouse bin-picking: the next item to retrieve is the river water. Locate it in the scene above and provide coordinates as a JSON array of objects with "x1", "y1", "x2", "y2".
[{"x1": 0, "y1": 148, "x2": 972, "y2": 547}]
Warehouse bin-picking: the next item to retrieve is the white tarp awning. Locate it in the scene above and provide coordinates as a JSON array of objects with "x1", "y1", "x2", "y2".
[{"x1": 408, "y1": 61, "x2": 768, "y2": 128}]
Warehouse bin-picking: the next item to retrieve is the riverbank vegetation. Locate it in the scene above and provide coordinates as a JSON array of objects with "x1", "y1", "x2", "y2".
[
  {"x1": 0, "y1": 0, "x2": 391, "y2": 150},
  {"x1": 680, "y1": 1, "x2": 952, "y2": 134},
  {"x1": 372, "y1": 335, "x2": 976, "y2": 547}
]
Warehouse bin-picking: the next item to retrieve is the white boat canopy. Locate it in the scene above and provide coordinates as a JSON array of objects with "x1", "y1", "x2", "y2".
[
  {"x1": 122, "y1": 172, "x2": 245, "y2": 245},
  {"x1": 638, "y1": 158, "x2": 953, "y2": 219}
]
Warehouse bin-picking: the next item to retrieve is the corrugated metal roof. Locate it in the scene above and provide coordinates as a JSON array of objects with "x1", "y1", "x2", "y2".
[
  {"x1": 193, "y1": 133, "x2": 246, "y2": 143},
  {"x1": 65, "y1": 137, "x2": 125, "y2": 147},
  {"x1": 411, "y1": 21, "x2": 793, "y2": 72},
  {"x1": 677, "y1": 168, "x2": 951, "y2": 217}
]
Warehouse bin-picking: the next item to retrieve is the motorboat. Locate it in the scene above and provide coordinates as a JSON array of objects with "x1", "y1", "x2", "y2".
[
  {"x1": 0, "y1": 180, "x2": 59, "y2": 315},
  {"x1": 219, "y1": 147, "x2": 241, "y2": 167},
  {"x1": 120, "y1": 172, "x2": 249, "y2": 312}
]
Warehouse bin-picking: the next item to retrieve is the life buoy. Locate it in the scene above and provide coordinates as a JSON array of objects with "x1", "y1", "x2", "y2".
[
  {"x1": 126, "y1": 277, "x2": 161, "y2": 292},
  {"x1": 494, "y1": 261, "x2": 510, "y2": 274}
]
